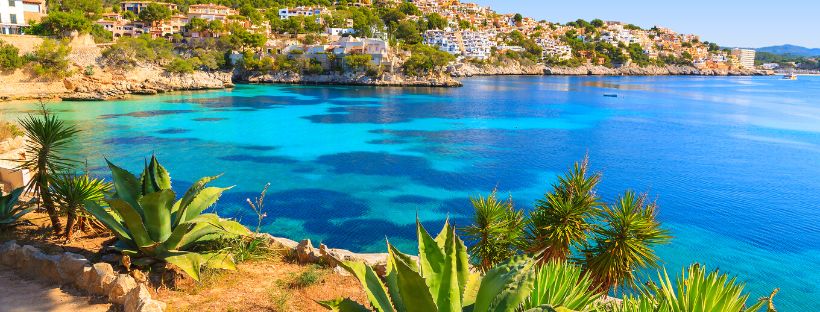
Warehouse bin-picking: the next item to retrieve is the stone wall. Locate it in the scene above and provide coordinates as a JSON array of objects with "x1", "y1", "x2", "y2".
[
  {"x1": 0, "y1": 240, "x2": 166, "y2": 312},
  {"x1": 0, "y1": 34, "x2": 46, "y2": 54}
]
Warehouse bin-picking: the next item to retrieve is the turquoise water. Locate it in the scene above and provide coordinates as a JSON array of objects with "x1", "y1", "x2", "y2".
[{"x1": 3, "y1": 76, "x2": 819, "y2": 309}]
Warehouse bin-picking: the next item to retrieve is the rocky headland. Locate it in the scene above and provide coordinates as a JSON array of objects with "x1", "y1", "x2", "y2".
[
  {"x1": 238, "y1": 70, "x2": 461, "y2": 87},
  {"x1": 448, "y1": 59, "x2": 771, "y2": 77}
]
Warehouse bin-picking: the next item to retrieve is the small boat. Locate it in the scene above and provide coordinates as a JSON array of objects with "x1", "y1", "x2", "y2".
[
  {"x1": 603, "y1": 94, "x2": 618, "y2": 98},
  {"x1": 783, "y1": 73, "x2": 797, "y2": 80}
]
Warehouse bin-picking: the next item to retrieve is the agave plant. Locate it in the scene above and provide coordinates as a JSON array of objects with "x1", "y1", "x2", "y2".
[
  {"x1": 0, "y1": 187, "x2": 30, "y2": 227},
  {"x1": 605, "y1": 264, "x2": 776, "y2": 312},
  {"x1": 15, "y1": 110, "x2": 80, "y2": 233},
  {"x1": 583, "y1": 191, "x2": 671, "y2": 293},
  {"x1": 50, "y1": 172, "x2": 111, "y2": 240},
  {"x1": 524, "y1": 260, "x2": 600, "y2": 311},
  {"x1": 321, "y1": 220, "x2": 542, "y2": 312},
  {"x1": 83, "y1": 156, "x2": 249, "y2": 280},
  {"x1": 461, "y1": 190, "x2": 526, "y2": 273},
  {"x1": 525, "y1": 157, "x2": 601, "y2": 264}
]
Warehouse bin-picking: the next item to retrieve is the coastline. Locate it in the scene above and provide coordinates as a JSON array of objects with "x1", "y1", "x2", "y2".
[{"x1": 449, "y1": 61, "x2": 772, "y2": 77}]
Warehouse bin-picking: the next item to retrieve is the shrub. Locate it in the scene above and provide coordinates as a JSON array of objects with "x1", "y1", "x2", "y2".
[
  {"x1": 290, "y1": 265, "x2": 323, "y2": 288},
  {"x1": 344, "y1": 54, "x2": 372, "y2": 72},
  {"x1": 0, "y1": 188, "x2": 29, "y2": 228},
  {"x1": 305, "y1": 60, "x2": 324, "y2": 75},
  {"x1": 28, "y1": 11, "x2": 92, "y2": 37},
  {"x1": 0, "y1": 40, "x2": 25, "y2": 71},
  {"x1": 101, "y1": 35, "x2": 174, "y2": 68},
  {"x1": 165, "y1": 58, "x2": 195, "y2": 74},
  {"x1": 89, "y1": 24, "x2": 113, "y2": 44},
  {"x1": 403, "y1": 44, "x2": 455, "y2": 76},
  {"x1": 28, "y1": 39, "x2": 73, "y2": 79}
]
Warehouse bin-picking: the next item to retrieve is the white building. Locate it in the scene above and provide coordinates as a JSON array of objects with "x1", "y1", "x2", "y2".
[
  {"x1": 460, "y1": 30, "x2": 494, "y2": 60},
  {"x1": 536, "y1": 38, "x2": 572, "y2": 61},
  {"x1": 424, "y1": 30, "x2": 461, "y2": 55},
  {"x1": 278, "y1": 7, "x2": 326, "y2": 20},
  {"x1": 326, "y1": 27, "x2": 355, "y2": 36},
  {"x1": 731, "y1": 48, "x2": 756, "y2": 69},
  {"x1": 1, "y1": 0, "x2": 26, "y2": 34}
]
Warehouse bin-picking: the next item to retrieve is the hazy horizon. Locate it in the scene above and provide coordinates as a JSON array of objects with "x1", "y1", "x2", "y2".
[{"x1": 473, "y1": 0, "x2": 820, "y2": 49}]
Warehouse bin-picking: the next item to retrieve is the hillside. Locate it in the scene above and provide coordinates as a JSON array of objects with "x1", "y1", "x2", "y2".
[{"x1": 756, "y1": 44, "x2": 820, "y2": 57}]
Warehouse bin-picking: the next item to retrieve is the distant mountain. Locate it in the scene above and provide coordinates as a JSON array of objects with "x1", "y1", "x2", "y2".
[{"x1": 756, "y1": 45, "x2": 820, "y2": 57}]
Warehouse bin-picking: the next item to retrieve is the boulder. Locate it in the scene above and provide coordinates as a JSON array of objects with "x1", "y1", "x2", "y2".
[
  {"x1": 295, "y1": 239, "x2": 321, "y2": 264},
  {"x1": 0, "y1": 240, "x2": 19, "y2": 266},
  {"x1": 89, "y1": 262, "x2": 117, "y2": 295},
  {"x1": 75, "y1": 265, "x2": 94, "y2": 291},
  {"x1": 57, "y1": 252, "x2": 89, "y2": 283},
  {"x1": 30, "y1": 251, "x2": 61, "y2": 282},
  {"x1": 108, "y1": 274, "x2": 138, "y2": 304}
]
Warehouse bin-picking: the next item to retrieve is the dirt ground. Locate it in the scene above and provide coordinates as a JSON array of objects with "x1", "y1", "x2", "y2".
[
  {"x1": 1, "y1": 211, "x2": 370, "y2": 312},
  {"x1": 0, "y1": 266, "x2": 113, "y2": 312}
]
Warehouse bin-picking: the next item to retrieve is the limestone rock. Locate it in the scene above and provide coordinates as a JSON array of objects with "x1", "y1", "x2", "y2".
[
  {"x1": 58, "y1": 252, "x2": 89, "y2": 283},
  {"x1": 296, "y1": 239, "x2": 321, "y2": 264},
  {"x1": 89, "y1": 262, "x2": 117, "y2": 295},
  {"x1": 123, "y1": 284, "x2": 153, "y2": 312},
  {"x1": 108, "y1": 274, "x2": 138, "y2": 304},
  {"x1": 30, "y1": 251, "x2": 62, "y2": 282},
  {"x1": 0, "y1": 240, "x2": 19, "y2": 266}
]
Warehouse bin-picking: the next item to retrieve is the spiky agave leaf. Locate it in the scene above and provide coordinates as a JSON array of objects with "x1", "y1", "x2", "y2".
[
  {"x1": 0, "y1": 187, "x2": 30, "y2": 226},
  {"x1": 524, "y1": 261, "x2": 599, "y2": 311},
  {"x1": 471, "y1": 256, "x2": 537, "y2": 312},
  {"x1": 656, "y1": 264, "x2": 769, "y2": 312}
]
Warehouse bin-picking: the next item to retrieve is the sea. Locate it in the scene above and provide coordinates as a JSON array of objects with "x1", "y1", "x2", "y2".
[{"x1": 3, "y1": 75, "x2": 818, "y2": 309}]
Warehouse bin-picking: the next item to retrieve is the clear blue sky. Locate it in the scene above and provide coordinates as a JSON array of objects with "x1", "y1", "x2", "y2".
[{"x1": 472, "y1": 0, "x2": 819, "y2": 48}]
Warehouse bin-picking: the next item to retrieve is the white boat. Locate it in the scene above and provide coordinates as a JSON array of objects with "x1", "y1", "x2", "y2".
[{"x1": 783, "y1": 73, "x2": 797, "y2": 80}]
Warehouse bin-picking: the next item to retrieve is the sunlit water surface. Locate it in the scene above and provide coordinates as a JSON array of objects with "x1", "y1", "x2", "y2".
[{"x1": 3, "y1": 76, "x2": 819, "y2": 309}]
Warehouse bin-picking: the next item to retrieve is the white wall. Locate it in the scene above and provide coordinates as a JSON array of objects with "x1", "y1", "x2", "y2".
[{"x1": 0, "y1": 0, "x2": 26, "y2": 26}]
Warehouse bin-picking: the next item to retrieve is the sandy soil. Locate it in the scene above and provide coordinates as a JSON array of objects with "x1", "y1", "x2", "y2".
[{"x1": 0, "y1": 267, "x2": 112, "y2": 312}]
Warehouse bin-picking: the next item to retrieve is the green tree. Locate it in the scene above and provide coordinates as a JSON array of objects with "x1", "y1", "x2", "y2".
[
  {"x1": 591, "y1": 19, "x2": 605, "y2": 28},
  {"x1": 398, "y1": 2, "x2": 421, "y2": 15},
  {"x1": 426, "y1": 13, "x2": 447, "y2": 30},
  {"x1": 525, "y1": 157, "x2": 601, "y2": 264},
  {"x1": 458, "y1": 19, "x2": 471, "y2": 30},
  {"x1": 138, "y1": 3, "x2": 172, "y2": 24},
  {"x1": 15, "y1": 109, "x2": 79, "y2": 234},
  {"x1": 0, "y1": 40, "x2": 24, "y2": 71},
  {"x1": 29, "y1": 11, "x2": 92, "y2": 36},
  {"x1": 165, "y1": 58, "x2": 195, "y2": 73},
  {"x1": 50, "y1": 172, "x2": 109, "y2": 240},
  {"x1": 513, "y1": 13, "x2": 523, "y2": 24},
  {"x1": 583, "y1": 191, "x2": 671, "y2": 293},
  {"x1": 344, "y1": 54, "x2": 372, "y2": 71},
  {"x1": 461, "y1": 190, "x2": 525, "y2": 273},
  {"x1": 395, "y1": 20, "x2": 422, "y2": 44},
  {"x1": 58, "y1": 0, "x2": 102, "y2": 16},
  {"x1": 403, "y1": 44, "x2": 455, "y2": 76},
  {"x1": 28, "y1": 39, "x2": 73, "y2": 79},
  {"x1": 380, "y1": 8, "x2": 405, "y2": 27}
]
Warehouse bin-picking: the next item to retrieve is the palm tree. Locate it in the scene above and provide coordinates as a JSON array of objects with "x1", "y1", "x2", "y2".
[
  {"x1": 460, "y1": 190, "x2": 525, "y2": 272},
  {"x1": 524, "y1": 156, "x2": 602, "y2": 264},
  {"x1": 583, "y1": 191, "x2": 671, "y2": 294},
  {"x1": 50, "y1": 172, "x2": 110, "y2": 240},
  {"x1": 15, "y1": 108, "x2": 79, "y2": 234}
]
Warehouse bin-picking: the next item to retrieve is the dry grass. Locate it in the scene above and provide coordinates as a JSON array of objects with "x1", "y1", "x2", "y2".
[
  {"x1": 157, "y1": 257, "x2": 368, "y2": 312},
  {"x1": 0, "y1": 120, "x2": 23, "y2": 142}
]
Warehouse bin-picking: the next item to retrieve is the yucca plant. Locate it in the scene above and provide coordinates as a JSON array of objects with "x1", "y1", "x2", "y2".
[
  {"x1": 321, "y1": 220, "x2": 540, "y2": 312},
  {"x1": 524, "y1": 260, "x2": 600, "y2": 311},
  {"x1": 50, "y1": 172, "x2": 111, "y2": 240},
  {"x1": 461, "y1": 190, "x2": 526, "y2": 273},
  {"x1": 83, "y1": 156, "x2": 249, "y2": 280},
  {"x1": 583, "y1": 191, "x2": 671, "y2": 294},
  {"x1": 0, "y1": 187, "x2": 30, "y2": 227},
  {"x1": 525, "y1": 157, "x2": 602, "y2": 264},
  {"x1": 605, "y1": 264, "x2": 776, "y2": 312},
  {"x1": 15, "y1": 109, "x2": 80, "y2": 234}
]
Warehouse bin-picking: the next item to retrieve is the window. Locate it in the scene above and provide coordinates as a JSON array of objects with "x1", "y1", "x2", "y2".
[
  {"x1": 8, "y1": 0, "x2": 15, "y2": 7},
  {"x1": 10, "y1": 14, "x2": 17, "y2": 24}
]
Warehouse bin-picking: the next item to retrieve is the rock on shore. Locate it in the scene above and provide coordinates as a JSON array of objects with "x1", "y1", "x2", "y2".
[
  {"x1": 448, "y1": 59, "x2": 769, "y2": 77},
  {"x1": 238, "y1": 70, "x2": 462, "y2": 87},
  {"x1": 62, "y1": 66, "x2": 234, "y2": 101}
]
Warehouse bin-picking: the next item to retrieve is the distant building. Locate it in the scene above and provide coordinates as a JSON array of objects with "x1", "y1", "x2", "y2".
[
  {"x1": 761, "y1": 63, "x2": 779, "y2": 70},
  {"x1": 326, "y1": 27, "x2": 355, "y2": 36},
  {"x1": 0, "y1": 0, "x2": 26, "y2": 34},
  {"x1": 278, "y1": 7, "x2": 326, "y2": 20},
  {"x1": 22, "y1": 0, "x2": 45, "y2": 23},
  {"x1": 187, "y1": 3, "x2": 237, "y2": 21},
  {"x1": 731, "y1": 48, "x2": 756, "y2": 69},
  {"x1": 120, "y1": 1, "x2": 178, "y2": 15}
]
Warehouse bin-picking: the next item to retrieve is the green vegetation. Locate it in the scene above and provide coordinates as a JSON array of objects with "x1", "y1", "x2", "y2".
[
  {"x1": 15, "y1": 109, "x2": 79, "y2": 234},
  {"x1": 165, "y1": 58, "x2": 196, "y2": 74},
  {"x1": 403, "y1": 44, "x2": 455, "y2": 75},
  {"x1": 0, "y1": 40, "x2": 24, "y2": 71},
  {"x1": 524, "y1": 261, "x2": 598, "y2": 311},
  {"x1": 461, "y1": 190, "x2": 525, "y2": 273},
  {"x1": 83, "y1": 156, "x2": 250, "y2": 280},
  {"x1": 0, "y1": 188, "x2": 30, "y2": 228},
  {"x1": 525, "y1": 158, "x2": 601, "y2": 263},
  {"x1": 28, "y1": 39, "x2": 73, "y2": 79},
  {"x1": 612, "y1": 264, "x2": 775, "y2": 312},
  {"x1": 28, "y1": 11, "x2": 93, "y2": 37},
  {"x1": 50, "y1": 172, "x2": 110, "y2": 240},
  {"x1": 139, "y1": 3, "x2": 173, "y2": 25},
  {"x1": 102, "y1": 35, "x2": 174, "y2": 68},
  {"x1": 291, "y1": 265, "x2": 323, "y2": 288},
  {"x1": 344, "y1": 54, "x2": 372, "y2": 71},
  {"x1": 321, "y1": 220, "x2": 537, "y2": 312}
]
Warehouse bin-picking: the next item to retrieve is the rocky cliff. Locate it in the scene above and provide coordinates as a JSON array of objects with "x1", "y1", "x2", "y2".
[
  {"x1": 448, "y1": 59, "x2": 769, "y2": 77},
  {"x1": 237, "y1": 70, "x2": 462, "y2": 87}
]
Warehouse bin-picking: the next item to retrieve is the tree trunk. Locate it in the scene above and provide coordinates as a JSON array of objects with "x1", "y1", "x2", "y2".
[
  {"x1": 65, "y1": 204, "x2": 77, "y2": 241},
  {"x1": 38, "y1": 174, "x2": 61, "y2": 234}
]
